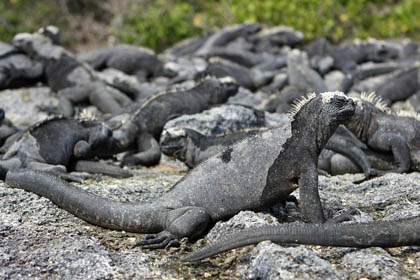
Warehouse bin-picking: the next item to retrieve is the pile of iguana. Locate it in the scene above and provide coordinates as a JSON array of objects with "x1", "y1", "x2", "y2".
[
  {"x1": 11, "y1": 29, "x2": 132, "y2": 117},
  {"x1": 78, "y1": 44, "x2": 176, "y2": 82},
  {"x1": 3, "y1": 91, "x2": 357, "y2": 249},
  {"x1": 97, "y1": 76, "x2": 239, "y2": 166}
]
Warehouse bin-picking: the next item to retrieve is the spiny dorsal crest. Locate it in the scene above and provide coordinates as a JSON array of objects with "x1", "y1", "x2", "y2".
[
  {"x1": 287, "y1": 92, "x2": 317, "y2": 119},
  {"x1": 287, "y1": 91, "x2": 347, "y2": 120},
  {"x1": 395, "y1": 109, "x2": 420, "y2": 121},
  {"x1": 359, "y1": 92, "x2": 391, "y2": 113}
]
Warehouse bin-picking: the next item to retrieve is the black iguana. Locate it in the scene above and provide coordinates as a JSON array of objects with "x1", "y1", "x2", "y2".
[
  {"x1": 0, "y1": 116, "x2": 131, "y2": 181},
  {"x1": 78, "y1": 44, "x2": 176, "y2": 82},
  {"x1": 344, "y1": 92, "x2": 420, "y2": 173},
  {"x1": 0, "y1": 42, "x2": 44, "y2": 89},
  {"x1": 98, "y1": 76, "x2": 239, "y2": 166},
  {"x1": 4, "y1": 91, "x2": 355, "y2": 249}
]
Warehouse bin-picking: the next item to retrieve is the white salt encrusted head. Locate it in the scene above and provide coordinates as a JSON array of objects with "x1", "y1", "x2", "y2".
[
  {"x1": 320, "y1": 91, "x2": 346, "y2": 103},
  {"x1": 287, "y1": 91, "x2": 347, "y2": 119}
]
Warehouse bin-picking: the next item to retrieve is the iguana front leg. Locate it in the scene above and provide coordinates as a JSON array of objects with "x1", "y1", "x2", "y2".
[
  {"x1": 299, "y1": 166, "x2": 326, "y2": 223},
  {"x1": 369, "y1": 132, "x2": 411, "y2": 173},
  {"x1": 122, "y1": 133, "x2": 161, "y2": 166}
]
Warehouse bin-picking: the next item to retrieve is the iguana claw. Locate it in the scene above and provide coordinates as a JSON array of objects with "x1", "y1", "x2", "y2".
[{"x1": 133, "y1": 231, "x2": 180, "y2": 249}]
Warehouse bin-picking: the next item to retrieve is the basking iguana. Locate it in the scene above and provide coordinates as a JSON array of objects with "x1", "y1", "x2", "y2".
[
  {"x1": 184, "y1": 216, "x2": 420, "y2": 261},
  {"x1": 11, "y1": 29, "x2": 132, "y2": 117},
  {"x1": 4, "y1": 91, "x2": 355, "y2": 249},
  {"x1": 160, "y1": 127, "x2": 267, "y2": 168},
  {"x1": 0, "y1": 116, "x2": 131, "y2": 181},
  {"x1": 344, "y1": 92, "x2": 420, "y2": 173},
  {"x1": 78, "y1": 45, "x2": 176, "y2": 82},
  {"x1": 0, "y1": 42, "x2": 44, "y2": 89},
  {"x1": 99, "y1": 76, "x2": 239, "y2": 166}
]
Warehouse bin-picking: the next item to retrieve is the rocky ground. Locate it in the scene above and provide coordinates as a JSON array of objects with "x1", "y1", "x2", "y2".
[{"x1": 1, "y1": 157, "x2": 419, "y2": 279}]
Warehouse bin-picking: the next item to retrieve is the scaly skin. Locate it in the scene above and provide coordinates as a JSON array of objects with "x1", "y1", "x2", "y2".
[
  {"x1": 184, "y1": 216, "x2": 420, "y2": 262},
  {"x1": 5, "y1": 91, "x2": 355, "y2": 249},
  {"x1": 0, "y1": 117, "x2": 131, "y2": 180},
  {"x1": 346, "y1": 94, "x2": 420, "y2": 173},
  {"x1": 78, "y1": 44, "x2": 175, "y2": 81},
  {"x1": 100, "y1": 76, "x2": 239, "y2": 166}
]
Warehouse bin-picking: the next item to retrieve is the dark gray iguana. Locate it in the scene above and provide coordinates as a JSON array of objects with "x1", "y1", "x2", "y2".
[
  {"x1": 78, "y1": 45, "x2": 176, "y2": 82},
  {"x1": 0, "y1": 116, "x2": 131, "y2": 181},
  {"x1": 98, "y1": 76, "x2": 239, "y2": 166},
  {"x1": 344, "y1": 92, "x2": 420, "y2": 173},
  {"x1": 3, "y1": 91, "x2": 355, "y2": 249},
  {"x1": 184, "y1": 216, "x2": 420, "y2": 261},
  {"x1": 0, "y1": 42, "x2": 44, "y2": 89}
]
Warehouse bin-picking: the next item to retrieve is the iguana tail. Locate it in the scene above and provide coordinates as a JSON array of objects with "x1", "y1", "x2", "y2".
[
  {"x1": 5, "y1": 168, "x2": 163, "y2": 233},
  {"x1": 73, "y1": 160, "x2": 132, "y2": 178},
  {"x1": 184, "y1": 218, "x2": 420, "y2": 262}
]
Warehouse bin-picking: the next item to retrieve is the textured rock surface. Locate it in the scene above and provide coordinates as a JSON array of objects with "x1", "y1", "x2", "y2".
[
  {"x1": 1, "y1": 166, "x2": 419, "y2": 279},
  {"x1": 0, "y1": 87, "x2": 58, "y2": 128}
]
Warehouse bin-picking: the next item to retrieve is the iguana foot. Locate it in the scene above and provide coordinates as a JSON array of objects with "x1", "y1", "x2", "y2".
[
  {"x1": 326, "y1": 208, "x2": 360, "y2": 223},
  {"x1": 133, "y1": 231, "x2": 180, "y2": 249}
]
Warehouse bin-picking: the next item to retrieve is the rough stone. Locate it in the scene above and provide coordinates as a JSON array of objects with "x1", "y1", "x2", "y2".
[{"x1": 0, "y1": 87, "x2": 58, "y2": 128}]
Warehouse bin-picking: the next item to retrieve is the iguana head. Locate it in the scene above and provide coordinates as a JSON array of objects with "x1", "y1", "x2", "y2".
[
  {"x1": 198, "y1": 76, "x2": 239, "y2": 104},
  {"x1": 160, "y1": 127, "x2": 204, "y2": 167},
  {"x1": 289, "y1": 91, "x2": 355, "y2": 153}
]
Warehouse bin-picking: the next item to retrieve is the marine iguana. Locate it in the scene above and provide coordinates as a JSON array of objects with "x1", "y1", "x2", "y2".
[
  {"x1": 0, "y1": 42, "x2": 44, "y2": 89},
  {"x1": 184, "y1": 216, "x2": 420, "y2": 262},
  {"x1": 305, "y1": 38, "x2": 400, "y2": 91},
  {"x1": 4, "y1": 91, "x2": 355, "y2": 249},
  {"x1": 11, "y1": 29, "x2": 132, "y2": 117},
  {"x1": 263, "y1": 49, "x2": 328, "y2": 113},
  {"x1": 194, "y1": 23, "x2": 261, "y2": 57},
  {"x1": 78, "y1": 45, "x2": 176, "y2": 82},
  {"x1": 0, "y1": 116, "x2": 131, "y2": 181},
  {"x1": 373, "y1": 65, "x2": 420, "y2": 104},
  {"x1": 344, "y1": 92, "x2": 420, "y2": 173},
  {"x1": 99, "y1": 76, "x2": 239, "y2": 166},
  {"x1": 160, "y1": 127, "x2": 266, "y2": 168},
  {"x1": 196, "y1": 57, "x2": 273, "y2": 91}
]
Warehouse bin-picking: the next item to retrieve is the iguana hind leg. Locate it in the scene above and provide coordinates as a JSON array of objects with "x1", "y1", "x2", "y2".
[{"x1": 135, "y1": 206, "x2": 212, "y2": 249}]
